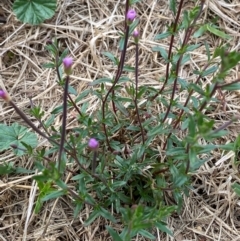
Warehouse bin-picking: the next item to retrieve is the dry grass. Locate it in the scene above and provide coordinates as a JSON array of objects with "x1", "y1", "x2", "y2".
[{"x1": 1, "y1": 0, "x2": 240, "y2": 240}]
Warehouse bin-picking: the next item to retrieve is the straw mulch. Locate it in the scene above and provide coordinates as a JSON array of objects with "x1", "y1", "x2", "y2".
[{"x1": 1, "y1": 0, "x2": 240, "y2": 240}]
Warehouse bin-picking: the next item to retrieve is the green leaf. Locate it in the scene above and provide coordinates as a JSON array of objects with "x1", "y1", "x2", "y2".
[
  {"x1": 147, "y1": 124, "x2": 167, "y2": 137},
  {"x1": 102, "y1": 52, "x2": 119, "y2": 65},
  {"x1": 181, "y1": 54, "x2": 190, "y2": 65},
  {"x1": 138, "y1": 230, "x2": 155, "y2": 239},
  {"x1": 152, "y1": 46, "x2": 168, "y2": 61},
  {"x1": 130, "y1": 0, "x2": 141, "y2": 5},
  {"x1": 0, "y1": 123, "x2": 38, "y2": 156},
  {"x1": 169, "y1": 0, "x2": 176, "y2": 15},
  {"x1": 0, "y1": 163, "x2": 15, "y2": 175},
  {"x1": 90, "y1": 77, "x2": 112, "y2": 86},
  {"x1": 51, "y1": 104, "x2": 63, "y2": 114},
  {"x1": 155, "y1": 222, "x2": 173, "y2": 236},
  {"x1": 186, "y1": 44, "x2": 200, "y2": 52},
  {"x1": 189, "y1": 83, "x2": 205, "y2": 95},
  {"x1": 13, "y1": 0, "x2": 57, "y2": 25},
  {"x1": 119, "y1": 36, "x2": 125, "y2": 51},
  {"x1": 114, "y1": 100, "x2": 128, "y2": 116},
  {"x1": 74, "y1": 202, "x2": 84, "y2": 218},
  {"x1": 41, "y1": 189, "x2": 66, "y2": 202},
  {"x1": 166, "y1": 147, "x2": 186, "y2": 157},
  {"x1": 45, "y1": 114, "x2": 55, "y2": 128},
  {"x1": 206, "y1": 24, "x2": 231, "y2": 39},
  {"x1": 204, "y1": 41, "x2": 211, "y2": 61},
  {"x1": 112, "y1": 181, "x2": 127, "y2": 189},
  {"x1": 84, "y1": 209, "x2": 101, "y2": 226},
  {"x1": 106, "y1": 226, "x2": 123, "y2": 241},
  {"x1": 118, "y1": 76, "x2": 131, "y2": 84},
  {"x1": 42, "y1": 62, "x2": 55, "y2": 69},
  {"x1": 68, "y1": 85, "x2": 78, "y2": 96},
  {"x1": 232, "y1": 183, "x2": 240, "y2": 196},
  {"x1": 100, "y1": 207, "x2": 116, "y2": 223},
  {"x1": 221, "y1": 51, "x2": 240, "y2": 73},
  {"x1": 155, "y1": 31, "x2": 171, "y2": 40},
  {"x1": 201, "y1": 65, "x2": 218, "y2": 77},
  {"x1": 15, "y1": 167, "x2": 34, "y2": 174},
  {"x1": 75, "y1": 89, "x2": 91, "y2": 103},
  {"x1": 193, "y1": 25, "x2": 207, "y2": 38},
  {"x1": 123, "y1": 65, "x2": 135, "y2": 72}
]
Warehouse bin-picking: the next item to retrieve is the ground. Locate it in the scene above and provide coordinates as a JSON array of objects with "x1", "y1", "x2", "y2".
[{"x1": 1, "y1": 0, "x2": 240, "y2": 240}]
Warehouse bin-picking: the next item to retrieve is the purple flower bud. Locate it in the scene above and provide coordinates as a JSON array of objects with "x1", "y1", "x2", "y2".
[
  {"x1": 46, "y1": 39, "x2": 53, "y2": 45},
  {"x1": 127, "y1": 9, "x2": 136, "y2": 22},
  {"x1": 0, "y1": 90, "x2": 11, "y2": 102},
  {"x1": 63, "y1": 57, "x2": 73, "y2": 75},
  {"x1": 133, "y1": 29, "x2": 139, "y2": 38},
  {"x1": 88, "y1": 138, "x2": 99, "y2": 150},
  {"x1": 63, "y1": 57, "x2": 73, "y2": 68},
  {"x1": 133, "y1": 29, "x2": 140, "y2": 44}
]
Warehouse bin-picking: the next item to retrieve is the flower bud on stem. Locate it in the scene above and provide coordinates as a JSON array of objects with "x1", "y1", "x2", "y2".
[{"x1": 88, "y1": 138, "x2": 99, "y2": 174}]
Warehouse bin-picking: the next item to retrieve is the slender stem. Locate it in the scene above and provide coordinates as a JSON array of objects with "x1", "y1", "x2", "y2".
[
  {"x1": 211, "y1": 117, "x2": 237, "y2": 134},
  {"x1": 185, "y1": 143, "x2": 190, "y2": 174},
  {"x1": 55, "y1": 51, "x2": 82, "y2": 117},
  {"x1": 107, "y1": 0, "x2": 129, "y2": 114},
  {"x1": 163, "y1": 63, "x2": 210, "y2": 150},
  {"x1": 161, "y1": 1, "x2": 204, "y2": 124},
  {"x1": 151, "y1": 0, "x2": 185, "y2": 101},
  {"x1": 133, "y1": 42, "x2": 145, "y2": 145},
  {"x1": 67, "y1": 93, "x2": 83, "y2": 117},
  {"x1": 58, "y1": 76, "x2": 69, "y2": 172},
  {"x1": 102, "y1": 2, "x2": 130, "y2": 149},
  {"x1": 91, "y1": 151, "x2": 98, "y2": 174},
  {"x1": 10, "y1": 101, "x2": 59, "y2": 146}
]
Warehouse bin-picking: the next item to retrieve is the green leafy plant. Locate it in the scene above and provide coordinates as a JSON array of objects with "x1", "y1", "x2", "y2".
[{"x1": 2, "y1": 0, "x2": 240, "y2": 240}]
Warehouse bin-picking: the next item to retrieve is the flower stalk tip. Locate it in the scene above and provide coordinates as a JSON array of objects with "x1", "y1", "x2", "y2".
[
  {"x1": 133, "y1": 29, "x2": 140, "y2": 43},
  {"x1": 88, "y1": 138, "x2": 99, "y2": 150},
  {"x1": 0, "y1": 90, "x2": 11, "y2": 102},
  {"x1": 63, "y1": 57, "x2": 73, "y2": 75},
  {"x1": 127, "y1": 9, "x2": 137, "y2": 23}
]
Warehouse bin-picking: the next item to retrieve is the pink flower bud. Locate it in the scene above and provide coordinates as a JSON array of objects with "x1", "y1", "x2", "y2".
[
  {"x1": 0, "y1": 90, "x2": 11, "y2": 102},
  {"x1": 127, "y1": 9, "x2": 136, "y2": 22},
  {"x1": 63, "y1": 57, "x2": 73, "y2": 75},
  {"x1": 88, "y1": 138, "x2": 99, "y2": 150},
  {"x1": 133, "y1": 28, "x2": 140, "y2": 44},
  {"x1": 133, "y1": 29, "x2": 139, "y2": 38}
]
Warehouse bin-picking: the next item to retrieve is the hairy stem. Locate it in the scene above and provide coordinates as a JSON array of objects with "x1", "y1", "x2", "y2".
[
  {"x1": 58, "y1": 75, "x2": 69, "y2": 172},
  {"x1": 133, "y1": 42, "x2": 145, "y2": 145},
  {"x1": 10, "y1": 101, "x2": 59, "y2": 146},
  {"x1": 163, "y1": 63, "x2": 210, "y2": 150},
  {"x1": 161, "y1": 1, "x2": 204, "y2": 124},
  {"x1": 102, "y1": 0, "x2": 130, "y2": 149},
  {"x1": 151, "y1": 0, "x2": 185, "y2": 101}
]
